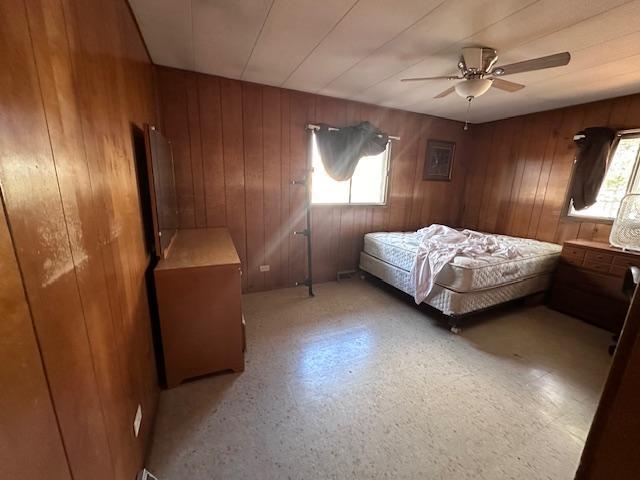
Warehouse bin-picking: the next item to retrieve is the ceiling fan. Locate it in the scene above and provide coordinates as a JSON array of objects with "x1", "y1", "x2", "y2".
[{"x1": 401, "y1": 47, "x2": 571, "y2": 100}]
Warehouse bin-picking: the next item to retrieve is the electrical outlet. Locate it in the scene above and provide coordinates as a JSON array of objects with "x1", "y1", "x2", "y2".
[
  {"x1": 259, "y1": 265, "x2": 270, "y2": 272},
  {"x1": 134, "y1": 404, "x2": 142, "y2": 437}
]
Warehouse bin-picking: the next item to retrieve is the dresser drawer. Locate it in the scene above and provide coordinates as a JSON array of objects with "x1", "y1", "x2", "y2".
[
  {"x1": 583, "y1": 260, "x2": 611, "y2": 274},
  {"x1": 585, "y1": 251, "x2": 613, "y2": 264},
  {"x1": 555, "y1": 264, "x2": 625, "y2": 300},
  {"x1": 562, "y1": 246, "x2": 586, "y2": 262},
  {"x1": 612, "y1": 255, "x2": 640, "y2": 269},
  {"x1": 561, "y1": 256, "x2": 584, "y2": 267},
  {"x1": 610, "y1": 265, "x2": 630, "y2": 277},
  {"x1": 553, "y1": 240, "x2": 640, "y2": 334},
  {"x1": 549, "y1": 284, "x2": 627, "y2": 333}
]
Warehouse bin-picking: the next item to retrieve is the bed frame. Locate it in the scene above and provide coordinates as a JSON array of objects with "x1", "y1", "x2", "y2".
[{"x1": 359, "y1": 253, "x2": 550, "y2": 333}]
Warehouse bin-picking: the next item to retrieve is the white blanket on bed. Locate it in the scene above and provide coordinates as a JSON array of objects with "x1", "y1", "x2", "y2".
[{"x1": 409, "y1": 224, "x2": 522, "y2": 304}]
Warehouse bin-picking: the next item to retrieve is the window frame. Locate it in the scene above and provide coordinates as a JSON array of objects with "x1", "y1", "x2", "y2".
[
  {"x1": 563, "y1": 131, "x2": 640, "y2": 223},
  {"x1": 310, "y1": 133, "x2": 393, "y2": 207}
]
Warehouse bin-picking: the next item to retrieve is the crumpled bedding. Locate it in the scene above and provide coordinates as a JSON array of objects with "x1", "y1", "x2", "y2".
[{"x1": 409, "y1": 224, "x2": 522, "y2": 304}]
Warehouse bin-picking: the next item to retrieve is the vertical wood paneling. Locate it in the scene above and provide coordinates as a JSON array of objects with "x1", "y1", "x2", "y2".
[
  {"x1": 509, "y1": 113, "x2": 553, "y2": 237},
  {"x1": 186, "y1": 74, "x2": 206, "y2": 227},
  {"x1": 262, "y1": 86, "x2": 283, "y2": 290},
  {"x1": 462, "y1": 123, "x2": 495, "y2": 230},
  {"x1": 243, "y1": 83, "x2": 265, "y2": 291},
  {"x1": 61, "y1": 0, "x2": 159, "y2": 469},
  {"x1": 157, "y1": 67, "x2": 471, "y2": 291},
  {"x1": 387, "y1": 111, "x2": 418, "y2": 231},
  {"x1": 1, "y1": 0, "x2": 159, "y2": 478},
  {"x1": 536, "y1": 106, "x2": 585, "y2": 242},
  {"x1": 279, "y1": 90, "x2": 292, "y2": 287},
  {"x1": 220, "y1": 78, "x2": 248, "y2": 290},
  {"x1": 157, "y1": 68, "x2": 195, "y2": 227},
  {"x1": 463, "y1": 93, "x2": 640, "y2": 244},
  {"x1": 0, "y1": 2, "x2": 115, "y2": 477},
  {"x1": 503, "y1": 115, "x2": 533, "y2": 235},
  {"x1": 478, "y1": 120, "x2": 515, "y2": 233},
  {"x1": 0, "y1": 200, "x2": 71, "y2": 480},
  {"x1": 25, "y1": 0, "x2": 146, "y2": 475},
  {"x1": 528, "y1": 111, "x2": 564, "y2": 239},
  {"x1": 407, "y1": 117, "x2": 432, "y2": 229},
  {"x1": 198, "y1": 74, "x2": 227, "y2": 227}
]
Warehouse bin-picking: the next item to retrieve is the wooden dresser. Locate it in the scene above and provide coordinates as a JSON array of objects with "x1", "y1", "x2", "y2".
[
  {"x1": 549, "y1": 239, "x2": 640, "y2": 333},
  {"x1": 155, "y1": 228, "x2": 244, "y2": 388}
]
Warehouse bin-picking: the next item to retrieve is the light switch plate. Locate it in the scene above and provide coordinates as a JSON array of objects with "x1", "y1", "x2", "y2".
[
  {"x1": 134, "y1": 404, "x2": 142, "y2": 437},
  {"x1": 259, "y1": 265, "x2": 270, "y2": 272}
]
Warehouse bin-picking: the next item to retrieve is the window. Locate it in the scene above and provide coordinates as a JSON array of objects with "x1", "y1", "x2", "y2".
[
  {"x1": 567, "y1": 133, "x2": 640, "y2": 221},
  {"x1": 311, "y1": 133, "x2": 391, "y2": 205}
]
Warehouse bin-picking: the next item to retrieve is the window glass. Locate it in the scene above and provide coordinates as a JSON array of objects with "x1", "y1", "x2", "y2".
[
  {"x1": 568, "y1": 135, "x2": 640, "y2": 220},
  {"x1": 311, "y1": 133, "x2": 390, "y2": 205}
]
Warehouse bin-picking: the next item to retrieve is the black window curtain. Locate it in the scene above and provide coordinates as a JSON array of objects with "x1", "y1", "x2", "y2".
[
  {"x1": 315, "y1": 121, "x2": 389, "y2": 181},
  {"x1": 570, "y1": 127, "x2": 616, "y2": 211}
]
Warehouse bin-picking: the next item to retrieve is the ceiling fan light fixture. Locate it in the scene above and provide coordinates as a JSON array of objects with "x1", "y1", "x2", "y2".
[{"x1": 454, "y1": 78, "x2": 492, "y2": 99}]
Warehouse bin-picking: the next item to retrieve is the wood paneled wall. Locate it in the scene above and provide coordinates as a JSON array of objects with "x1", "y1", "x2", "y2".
[
  {"x1": 0, "y1": 202, "x2": 71, "y2": 480},
  {"x1": 156, "y1": 67, "x2": 471, "y2": 292},
  {"x1": 0, "y1": 0, "x2": 158, "y2": 478},
  {"x1": 463, "y1": 93, "x2": 640, "y2": 244}
]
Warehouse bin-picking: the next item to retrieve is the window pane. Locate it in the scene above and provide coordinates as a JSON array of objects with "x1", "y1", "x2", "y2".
[
  {"x1": 570, "y1": 136, "x2": 640, "y2": 219},
  {"x1": 351, "y1": 150, "x2": 387, "y2": 204},
  {"x1": 310, "y1": 133, "x2": 390, "y2": 205},
  {"x1": 311, "y1": 135, "x2": 349, "y2": 204}
]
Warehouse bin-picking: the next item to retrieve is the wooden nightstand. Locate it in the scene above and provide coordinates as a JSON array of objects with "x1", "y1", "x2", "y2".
[{"x1": 549, "y1": 239, "x2": 640, "y2": 333}]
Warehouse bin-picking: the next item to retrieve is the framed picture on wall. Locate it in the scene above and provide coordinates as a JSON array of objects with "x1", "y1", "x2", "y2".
[{"x1": 423, "y1": 140, "x2": 455, "y2": 181}]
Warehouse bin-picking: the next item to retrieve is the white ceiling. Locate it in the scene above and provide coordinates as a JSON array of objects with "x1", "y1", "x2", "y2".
[{"x1": 129, "y1": 0, "x2": 640, "y2": 123}]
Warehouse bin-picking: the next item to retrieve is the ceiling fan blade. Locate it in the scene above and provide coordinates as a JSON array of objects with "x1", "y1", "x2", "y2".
[
  {"x1": 492, "y1": 52, "x2": 570, "y2": 76},
  {"x1": 401, "y1": 75, "x2": 461, "y2": 82},
  {"x1": 491, "y1": 78, "x2": 525, "y2": 92},
  {"x1": 434, "y1": 86, "x2": 455, "y2": 99}
]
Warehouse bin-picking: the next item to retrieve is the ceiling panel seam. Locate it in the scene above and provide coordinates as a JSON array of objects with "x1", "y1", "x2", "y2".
[
  {"x1": 240, "y1": 0, "x2": 276, "y2": 79},
  {"x1": 318, "y1": 0, "x2": 447, "y2": 93},
  {"x1": 190, "y1": 0, "x2": 195, "y2": 70},
  {"x1": 394, "y1": 0, "x2": 638, "y2": 107},
  {"x1": 513, "y1": 0, "x2": 636, "y2": 52},
  {"x1": 280, "y1": 0, "x2": 361, "y2": 87},
  {"x1": 357, "y1": 0, "x2": 541, "y2": 95},
  {"x1": 524, "y1": 33, "x2": 640, "y2": 88}
]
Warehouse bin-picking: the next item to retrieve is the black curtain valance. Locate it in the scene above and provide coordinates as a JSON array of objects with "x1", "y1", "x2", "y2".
[
  {"x1": 570, "y1": 127, "x2": 616, "y2": 211},
  {"x1": 315, "y1": 121, "x2": 389, "y2": 181}
]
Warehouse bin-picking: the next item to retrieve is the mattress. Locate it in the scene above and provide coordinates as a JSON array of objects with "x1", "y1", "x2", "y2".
[
  {"x1": 359, "y1": 252, "x2": 552, "y2": 316},
  {"x1": 363, "y1": 231, "x2": 561, "y2": 293}
]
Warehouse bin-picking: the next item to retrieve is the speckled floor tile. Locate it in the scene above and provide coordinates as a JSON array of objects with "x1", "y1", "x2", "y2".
[{"x1": 147, "y1": 278, "x2": 612, "y2": 479}]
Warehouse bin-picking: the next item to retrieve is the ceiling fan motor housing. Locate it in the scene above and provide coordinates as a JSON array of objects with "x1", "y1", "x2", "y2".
[{"x1": 460, "y1": 47, "x2": 498, "y2": 75}]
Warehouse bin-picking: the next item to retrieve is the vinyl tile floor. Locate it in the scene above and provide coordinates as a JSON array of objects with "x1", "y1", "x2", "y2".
[{"x1": 147, "y1": 278, "x2": 612, "y2": 479}]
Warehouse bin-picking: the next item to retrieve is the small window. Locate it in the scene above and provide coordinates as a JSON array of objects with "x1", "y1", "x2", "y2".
[
  {"x1": 311, "y1": 133, "x2": 391, "y2": 205},
  {"x1": 567, "y1": 133, "x2": 640, "y2": 221}
]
